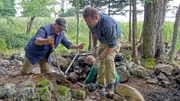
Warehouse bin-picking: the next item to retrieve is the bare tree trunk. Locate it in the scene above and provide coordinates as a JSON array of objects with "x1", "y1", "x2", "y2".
[
  {"x1": 155, "y1": 0, "x2": 166, "y2": 59},
  {"x1": 142, "y1": 0, "x2": 165, "y2": 58},
  {"x1": 129, "y1": 0, "x2": 132, "y2": 43},
  {"x1": 76, "y1": 0, "x2": 79, "y2": 45},
  {"x1": 132, "y1": 0, "x2": 137, "y2": 58},
  {"x1": 108, "y1": 0, "x2": 110, "y2": 15},
  {"x1": 61, "y1": 0, "x2": 65, "y2": 14},
  {"x1": 168, "y1": 4, "x2": 180, "y2": 62},
  {"x1": 26, "y1": 16, "x2": 35, "y2": 34}
]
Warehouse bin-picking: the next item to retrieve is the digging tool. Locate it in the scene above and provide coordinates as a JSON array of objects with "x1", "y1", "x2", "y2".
[
  {"x1": 65, "y1": 49, "x2": 81, "y2": 74},
  {"x1": 51, "y1": 42, "x2": 65, "y2": 77}
]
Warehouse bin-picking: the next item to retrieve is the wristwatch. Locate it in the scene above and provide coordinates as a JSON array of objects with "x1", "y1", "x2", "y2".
[{"x1": 99, "y1": 55, "x2": 103, "y2": 60}]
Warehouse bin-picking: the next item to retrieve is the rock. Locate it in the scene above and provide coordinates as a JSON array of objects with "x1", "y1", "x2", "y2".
[
  {"x1": 118, "y1": 71, "x2": 130, "y2": 83},
  {"x1": 172, "y1": 67, "x2": 180, "y2": 75},
  {"x1": 52, "y1": 56, "x2": 68, "y2": 69},
  {"x1": 68, "y1": 72, "x2": 79, "y2": 82},
  {"x1": 116, "y1": 66, "x2": 127, "y2": 72},
  {"x1": 129, "y1": 65, "x2": 146, "y2": 78},
  {"x1": 115, "y1": 84, "x2": 145, "y2": 101},
  {"x1": 175, "y1": 74, "x2": 180, "y2": 84},
  {"x1": 0, "y1": 59, "x2": 10, "y2": 67},
  {"x1": 38, "y1": 79, "x2": 54, "y2": 91},
  {"x1": 122, "y1": 62, "x2": 134, "y2": 70},
  {"x1": 146, "y1": 77, "x2": 158, "y2": 84},
  {"x1": 10, "y1": 59, "x2": 23, "y2": 66},
  {"x1": 18, "y1": 87, "x2": 35, "y2": 100},
  {"x1": 20, "y1": 80, "x2": 36, "y2": 89},
  {"x1": 113, "y1": 94, "x2": 127, "y2": 101},
  {"x1": 0, "y1": 83, "x2": 17, "y2": 99},
  {"x1": 56, "y1": 86, "x2": 71, "y2": 101},
  {"x1": 157, "y1": 72, "x2": 167, "y2": 81},
  {"x1": 11, "y1": 52, "x2": 25, "y2": 62},
  {"x1": 154, "y1": 64, "x2": 174, "y2": 76},
  {"x1": 37, "y1": 79, "x2": 54, "y2": 101},
  {"x1": 39, "y1": 87, "x2": 52, "y2": 101},
  {"x1": 72, "y1": 90, "x2": 86, "y2": 100}
]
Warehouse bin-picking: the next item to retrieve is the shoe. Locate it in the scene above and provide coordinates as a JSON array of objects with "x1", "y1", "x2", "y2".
[
  {"x1": 106, "y1": 84, "x2": 114, "y2": 95},
  {"x1": 96, "y1": 85, "x2": 107, "y2": 96}
]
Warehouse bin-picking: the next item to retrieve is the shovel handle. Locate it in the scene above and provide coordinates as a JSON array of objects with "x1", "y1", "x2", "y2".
[{"x1": 51, "y1": 42, "x2": 55, "y2": 48}]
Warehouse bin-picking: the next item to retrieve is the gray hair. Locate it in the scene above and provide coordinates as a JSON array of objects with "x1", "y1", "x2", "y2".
[{"x1": 82, "y1": 7, "x2": 100, "y2": 19}]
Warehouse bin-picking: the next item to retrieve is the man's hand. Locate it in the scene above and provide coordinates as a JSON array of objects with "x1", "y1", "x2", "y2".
[
  {"x1": 94, "y1": 57, "x2": 101, "y2": 69},
  {"x1": 91, "y1": 46, "x2": 98, "y2": 57},
  {"x1": 77, "y1": 43, "x2": 85, "y2": 50},
  {"x1": 47, "y1": 35, "x2": 54, "y2": 44}
]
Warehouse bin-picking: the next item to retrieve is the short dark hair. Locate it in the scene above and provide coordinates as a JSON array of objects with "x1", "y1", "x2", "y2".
[{"x1": 82, "y1": 7, "x2": 99, "y2": 19}]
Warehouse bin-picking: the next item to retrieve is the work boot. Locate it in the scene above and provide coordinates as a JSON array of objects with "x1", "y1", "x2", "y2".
[
  {"x1": 96, "y1": 85, "x2": 107, "y2": 96},
  {"x1": 106, "y1": 84, "x2": 114, "y2": 95}
]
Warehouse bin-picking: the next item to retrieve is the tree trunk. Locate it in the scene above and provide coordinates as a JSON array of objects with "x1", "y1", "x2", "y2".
[
  {"x1": 168, "y1": 4, "x2": 180, "y2": 62},
  {"x1": 142, "y1": 0, "x2": 165, "y2": 58},
  {"x1": 132, "y1": 0, "x2": 137, "y2": 58},
  {"x1": 61, "y1": 0, "x2": 65, "y2": 14},
  {"x1": 108, "y1": 0, "x2": 110, "y2": 15},
  {"x1": 155, "y1": 0, "x2": 166, "y2": 59},
  {"x1": 129, "y1": 0, "x2": 132, "y2": 43},
  {"x1": 26, "y1": 16, "x2": 35, "y2": 34},
  {"x1": 76, "y1": 0, "x2": 79, "y2": 45}
]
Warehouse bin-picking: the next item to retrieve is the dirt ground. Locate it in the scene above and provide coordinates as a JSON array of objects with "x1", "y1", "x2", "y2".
[{"x1": 0, "y1": 72, "x2": 180, "y2": 101}]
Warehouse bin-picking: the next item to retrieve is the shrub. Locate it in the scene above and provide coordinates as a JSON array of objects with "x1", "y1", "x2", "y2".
[
  {"x1": 0, "y1": 29, "x2": 31, "y2": 49},
  {"x1": 0, "y1": 38, "x2": 7, "y2": 53}
]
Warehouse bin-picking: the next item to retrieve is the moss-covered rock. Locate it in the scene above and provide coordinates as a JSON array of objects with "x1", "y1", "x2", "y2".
[
  {"x1": 38, "y1": 79, "x2": 49, "y2": 87},
  {"x1": 39, "y1": 87, "x2": 51, "y2": 101},
  {"x1": 72, "y1": 90, "x2": 86, "y2": 100},
  {"x1": 56, "y1": 86, "x2": 71, "y2": 101},
  {"x1": 144, "y1": 58, "x2": 155, "y2": 69}
]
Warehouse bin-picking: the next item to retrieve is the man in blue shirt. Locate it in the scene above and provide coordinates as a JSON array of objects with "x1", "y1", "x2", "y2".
[
  {"x1": 82, "y1": 7, "x2": 122, "y2": 95},
  {"x1": 19, "y1": 18, "x2": 84, "y2": 76}
]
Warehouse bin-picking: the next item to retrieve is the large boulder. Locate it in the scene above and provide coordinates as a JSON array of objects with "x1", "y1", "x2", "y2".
[
  {"x1": 52, "y1": 56, "x2": 68, "y2": 69},
  {"x1": 115, "y1": 84, "x2": 145, "y2": 101},
  {"x1": 154, "y1": 64, "x2": 174, "y2": 76}
]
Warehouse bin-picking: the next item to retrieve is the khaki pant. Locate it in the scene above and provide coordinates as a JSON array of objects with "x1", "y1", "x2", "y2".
[
  {"x1": 21, "y1": 57, "x2": 50, "y2": 74},
  {"x1": 97, "y1": 37, "x2": 121, "y2": 86}
]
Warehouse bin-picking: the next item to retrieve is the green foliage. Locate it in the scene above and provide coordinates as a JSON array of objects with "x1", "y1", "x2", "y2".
[
  {"x1": 0, "y1": 0, "x2": 16, "y2": 16},
  {"x1": 59, "y1": 8, "x2": 76, "y2": 17},
  {"x1": 0, "y1": 37, "x2": 7, "y2": 53},
  {"x1": 0, "y1": 17, "x2": 179, "y2": 53},
  {"x1": 21, "y1": 0, "x2": 58, "y2": 17},
  {"x1": 73, "y1": 90, "x2": 85, "y2": 100},
  {"x1": 0, "y1": 29, "x2": 30, "y2": 49},
  {"x1": 145, "y1": 0, "x2": 152, "y2": 4},
  {"x1": 0, "y1": 0, "x2": 3, "y2": 8},
  {"x1": 39, "y1": 88, "x2": 47, "y2": 96},
  {"x1": 144, "y1": 58, "x2": 155, "y2": 69},
  {"x1": 57, "y1": 86, "x2": 70, "y2": 96},
  {"x1": 38, "y1": 79, "x2": 49, "y2": 87}
]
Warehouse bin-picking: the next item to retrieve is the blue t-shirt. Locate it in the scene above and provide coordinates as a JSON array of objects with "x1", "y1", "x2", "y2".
[
  {"x1": 25, "y1": 24, "x2": 72, "y2": 65},
  {"x1": 89, "y1": 13, "x2": 122, "y2": 48}
]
